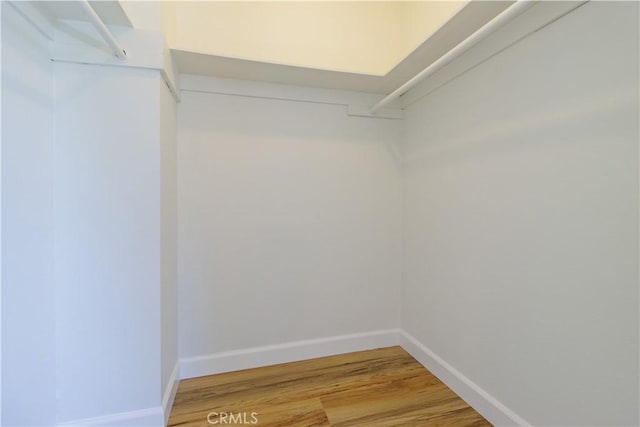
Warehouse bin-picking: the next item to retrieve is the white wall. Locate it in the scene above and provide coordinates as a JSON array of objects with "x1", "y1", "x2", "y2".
[
  {"x1": 4, "y1": 2, "x2": 637, "y2": 426},
  {"x1": 160, "y1": 79, "x2": 178, "y2": 406},
  {"x1": 54, "y1": 63, "x2": 163, "y2": 423},
  {"x1": 402, "y1": 2, "x2": 639, "y2": 426},
  {"x1": 2, "y1": 3, "x2": 178, "y2": 423},
  {"x1": 178, "y1": 87, "x2": 402, "y2": 359},
  {"x1": 1, "y1": 4, "x2": 56, "y2": 425}
]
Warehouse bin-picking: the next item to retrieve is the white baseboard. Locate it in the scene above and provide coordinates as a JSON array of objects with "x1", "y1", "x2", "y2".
[
  {"x1": 58, "y1": 363, "x2": 179, "y2": 427},
  {"x1": 59, "y1": 329, "x2": 526, "y2": 427},
  {"x1": 162, "y1": 362, "x2": 180, "y2": 425},
  {"x1": 179, "y1": 329, "x2": 401, "y2": 379},
  {"x1": 57, "y1": 407, "x2": 164, "y2": 427},
  {"x1": 399, "y1": 330, "x2": 530, "y2": 427}
]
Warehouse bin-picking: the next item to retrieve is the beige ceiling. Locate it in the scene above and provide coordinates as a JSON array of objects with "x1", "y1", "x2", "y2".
[
  {"x1": 29, "y1": 0, "x2": 514, "y2": 94},
  {"x1": 164, "y1": 1, "x2": 468, "y2": 76},
  {"x1": 169, "y1": 1, "x2": 512, "y2": 93}
]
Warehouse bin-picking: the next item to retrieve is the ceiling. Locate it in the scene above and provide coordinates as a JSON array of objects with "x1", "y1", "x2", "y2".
[
  {"x1": 29, "y1": 0, "x2": 514, "y2": 94},
  {"x1": 171, "y1": 1, "x2": 512, "y2": 94}
]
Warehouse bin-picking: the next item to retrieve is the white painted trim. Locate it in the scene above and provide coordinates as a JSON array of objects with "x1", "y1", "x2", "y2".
[
  {"x1": 180, "y1": 74, "x2": 397, "y2": 106},
  {"x1": 57, "y1": 406, "x2": 164, "y2": 427},
  {"x1": 50, "y1": 21, "x2": 180, "y2": 102},
  {"x1": 76, "y1": 0, "x2": 127, "y2": 60},
  {"x1": 370, "y1": 0, "x2": 535, "y2": 114},
  {"x1": 180, "y1": 329, "x2": 401, "y2": 379},
  {"x1": 347, "y1": 104, "x2": 403, "y2": 120},
  {"x1": 161, "y1": 362, "x2": 180, "y2": 426},
  {"x1": 161, "y1": 41, "x2": 181, "y2": 102},
  {"x1": 401, "y1": 1, "x2": 587, "y2": 109},
  {"x1": 51, "y1": 22, "x2": 161, "y2": 67},
  {"x1": 55, "y1": 363, "x2": 178, "y2": 427},
  {"x1": 179, "y1": 74, "x2": 402, "y2": 119},
  {"x1": 399, "y1": 331, "x2": 530, "y2": 427},
  {"x1": 76, "y1": 330, "x2": 526, "y2": 426}
]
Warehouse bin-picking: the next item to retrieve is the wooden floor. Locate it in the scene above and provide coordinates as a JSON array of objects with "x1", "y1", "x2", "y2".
[{"x1": 168, "y1": 346, "x2": 491, "y2": 426}]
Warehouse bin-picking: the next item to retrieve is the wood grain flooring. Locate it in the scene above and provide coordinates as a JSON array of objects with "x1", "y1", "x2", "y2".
[{"x1": 168, "y1": 346, "x2": 491, "y2": 427}]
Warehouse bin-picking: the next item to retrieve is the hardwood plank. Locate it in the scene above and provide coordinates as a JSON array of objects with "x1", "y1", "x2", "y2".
[
  {"x1": 322, "y1": 385, "x2": 486, "y2": 427},
  {"x1": 170, "y1": 398, "x2": 330, "y2": 427},
  {"x1": 167, "y1": 346, "x2": 491, "y2": 427},
  {"x1": 171, "y1": 347, "x2": 420, "y2": 415}
]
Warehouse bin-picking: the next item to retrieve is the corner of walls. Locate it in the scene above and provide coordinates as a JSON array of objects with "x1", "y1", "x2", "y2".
[
  {"x1": 398, "y1": 1, "x2": 639, "y2": 425},
  {"x1": 174, "y1": 327, "x2": 530, "y2": 426},
  {"x1": 161, "y1": 362, "x2": 180, "y2": 425},
  {"x1": 53, "y1": 61, "x2": 164, "y2": 424},
  {"x1": 161, "y1": 40, "x2": 180, "y2": 103},
  {"x1": 52, "y1": 59, "x2": 178, "y2": 425},
  {"x1": 177, "y1": 78, "x2": 404, "y2": 369},
  {"x1": 399, "y1": 331, "x2": 529, "y2": 427},
  {"x1": 50, "y1": 18, "x2": 180, "y2": 102},
  {"x1": 48, "y1": 11, "x2": 181, "y2": 423},
  {"x1": 160, "y1": 68, "x2": 179, "y2": 426}
]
